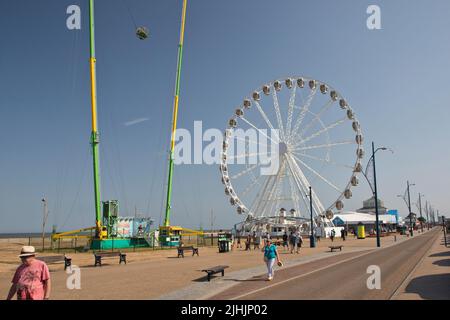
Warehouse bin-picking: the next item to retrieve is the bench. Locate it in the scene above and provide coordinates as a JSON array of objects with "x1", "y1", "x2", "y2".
[
  {"x1": 177, "y1": 246, "x2": 199, "y2": 258},
  {"x1": 329, "y1": 245, "x2": 343, "y2": 252},
  {"x1": 202, "y1": 265, "x2": 229, "y2": 282},
  {"x1": 93, "y1": 251, "x2": 126, "y2": 267},
  {"x1": 37, "y1": 254, "x2": 72, "y2": 270}
]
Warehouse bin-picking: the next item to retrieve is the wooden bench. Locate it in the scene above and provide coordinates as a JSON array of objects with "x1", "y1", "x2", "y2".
[
  {"x1": 37, "y1": 254, "x2": 72, "y2": 270},
  {"x1": 202, "y1": 265, "x2": 229, "y2": 282},
  {"x1": 329, "y1": 245, "x2": 343, "y2": 252},
  {"x1": 93, "y1": 251, "x2": 126, "y2": 267},
  {"x1": 177, "y1": 246, "x2": 199, "y2": 258}
]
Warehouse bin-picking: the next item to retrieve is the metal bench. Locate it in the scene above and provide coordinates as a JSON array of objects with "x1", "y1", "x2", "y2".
[
  {"x1": 37, "y1": 254, "x2": 72, "y2": 270},
  {"x1": 177, "y1": 246, "x2": 199, "y2": 258},
  {"x1": 93, "y1": 251, "x2": 126, "y2": 267},
  {"x1": 329, "y1": 245, "x2": 343, "y2": 252},
  {"x1": 201, "y1": 265, "x2": 229, "y2": 282}
]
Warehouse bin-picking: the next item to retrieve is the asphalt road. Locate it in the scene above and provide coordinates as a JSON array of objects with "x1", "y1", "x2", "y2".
[{"x1": 210, "y1": 228, "x2": 440, "y2": 300}]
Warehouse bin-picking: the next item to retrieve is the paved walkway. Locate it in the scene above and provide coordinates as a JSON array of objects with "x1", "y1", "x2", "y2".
[
  {"x1": 206, "y1": 228, "x2": 441, "y2": 300},
  {"x1": 392, "y1": 228, "x2": 450, "y2": 300}
]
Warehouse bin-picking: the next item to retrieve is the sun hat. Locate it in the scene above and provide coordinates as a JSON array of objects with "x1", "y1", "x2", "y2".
[{"x1": 19, "y1": 246, "x2": 36, "y2": 257}]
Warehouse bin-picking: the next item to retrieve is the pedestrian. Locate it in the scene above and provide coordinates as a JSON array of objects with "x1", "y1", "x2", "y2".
[
  {"x1": 282, "y1": 232, "x2": 289, "y2": 251},
  {"x1": 6, "y1": 246, "x2": 51, "y2": 300},
  {"x1": 254, "y1": 234, "x2": 261, "y2": 250},
  {"x1": 262, "y1": 238, "x2": 281, "y2": 281},
  {"x1": 237, "y1": 235, "x2": 242, "y2": 249},
  {"x1": 245, "y1": 234, "x2": 251, "y2": 251},
  {"x1": 330, "y1": 229, "x2": 336, "y2": 242},
  {"x1": 289, "y1": 231, "x2": 296, "y2": 253},
  {"x1": 341, "y1": 228, "x2": 346, "y2": 241},
  {"x1": 295, "y1": 230, "x2": 302, "y2": 253}
]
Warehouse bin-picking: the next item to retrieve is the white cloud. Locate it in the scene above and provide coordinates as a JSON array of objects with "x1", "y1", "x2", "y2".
[{"x1": 124, "y1": 118, "x2": 149, "y2": 127}]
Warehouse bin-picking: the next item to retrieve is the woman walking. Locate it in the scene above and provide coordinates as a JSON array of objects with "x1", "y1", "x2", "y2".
[{"x1": 262, "y1": 239, "x2": 281, "y2": 281}]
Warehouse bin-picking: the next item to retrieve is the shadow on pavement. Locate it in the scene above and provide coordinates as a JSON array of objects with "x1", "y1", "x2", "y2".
[
  {"x1": 223, "y1": 276, "x2": 266, "y2": 283},
  {"x1": 429, "y1": 251, "x2": 450, "y2": 258},
  {"x1": 405, "y1": 273, "x2": 450, "y2": 300},
  {"x1": 432, "y1": 259, "x2": 450, "y2": 267}
]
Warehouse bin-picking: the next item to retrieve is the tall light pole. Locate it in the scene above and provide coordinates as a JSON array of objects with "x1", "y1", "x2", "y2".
[
  {"x1": 425, "y1": 200, "x2": 430, "y2": 230},
  {"x1": 361, "y1": 142, "x2": 392, "y2": 247},
  {"x1": 41, "y1": 198, "x2": 49, "y2": 251},
  {"x1": 418, "y1": 193, "x2": 424, "y2": 232},
  {"x1": 309, "y1": 186, "x2": 316, "y2": 248},
  {"x1": 407, "y1": 181, "x2": 414, "y2": 236}
]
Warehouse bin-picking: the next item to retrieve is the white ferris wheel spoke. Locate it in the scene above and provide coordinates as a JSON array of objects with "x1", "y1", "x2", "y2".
[
  {"x1": 292, "y1": 140, "x2": 354, "y2": 152},
  {"x1": 233, "y1": 135, "x2": 268, "y2": 148},
  {"x1": 289, "y1": 88, "x2": 318, "y2": 143},
  {"x1": 227, "y1": 151, "x2": 271, "y2": 162},
  {"x1": 297, "y1": 99, "x2": 335, "y2": 140},
  {"x1": 230, "y1": 163, "x2": 261, "y2": 180},
  {"x1": 285, "y1": 85, "x2": 297, "y2": 138},
  {"x1": 292, "y1": 117, "x2": 347, "y2": 147},
  {"x1": 240, "y1": 117, "x2": 279, "y2": 145},
  {"x1": 252, "y1": 174, "x2": 276, "y2": 218},
  {"x1": 291, "y1": 151, "x2": 355, "y2": 170},
  {"x1": 266, "y1": 160, "x2": 285, "y2": 217},
  {"x1": 241, "y1": 174, "x2": 263, "y2": 198},
  {"x1": 286, "y1": 167, "x2": 301, "y2": 216},
  {"x1": 285, "y1": 155, "x2": 322, "y2": 217},
  {"x1": 253, "y1": 100, "x2": 281, "y2": 141},
  {"x1": 272, "y1": 90, "x2": 286, "y2": 141},
  {"x1": 290, "y1": 153, "x2": 342, "y2": 193}
]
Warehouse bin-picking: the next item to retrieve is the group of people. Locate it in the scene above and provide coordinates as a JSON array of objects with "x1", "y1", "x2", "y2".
[
  {"x1": 282, "y1": 230, "x2": 303, "y2": 254},
  {"x1": 234, "y1": 232, "x2": 272, "y2": 251}
]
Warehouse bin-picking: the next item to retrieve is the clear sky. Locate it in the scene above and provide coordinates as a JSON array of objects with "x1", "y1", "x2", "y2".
[{"x1": 1, "y1": 0, "x2": 449, "y2": 233}]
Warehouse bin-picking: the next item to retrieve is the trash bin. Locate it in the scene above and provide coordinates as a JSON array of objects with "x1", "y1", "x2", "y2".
[
  {"x1": 218, "y1": 240, "x2": 229, "y2": 253},
  {"x1": 218, "y1": 232, "x2": 231, "y2": 253},
  {"x1": 357, "y1": 222, "x2": 365, "y2": 239}
]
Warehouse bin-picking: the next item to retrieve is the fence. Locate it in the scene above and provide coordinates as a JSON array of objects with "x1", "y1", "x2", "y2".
[{"x1": 12, "y1": 234, "x2": 225, "y2": 253}]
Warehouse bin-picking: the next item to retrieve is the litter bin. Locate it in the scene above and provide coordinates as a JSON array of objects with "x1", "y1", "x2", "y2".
[
  {"x1": 357, "y1": 222, "x2": 365, "y2": 239},
  {"x1": 218, "y1": 232, "x2": 231, "y2": 253}
]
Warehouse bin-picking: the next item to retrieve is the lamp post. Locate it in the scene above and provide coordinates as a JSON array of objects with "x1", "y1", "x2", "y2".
[
  {"x1": 418, "y1": 193, "x2": 424, "y2": 232},
  {"x1": 407, "y1": 181, "x2": 414, "y2": 236},
  {"x1": 425, "y1": 200, "x2": 430, "y2": 230},
  {"x1": 361, "y1": 142, "x2": 392, "y2": 248},
  {"x1": 309, "y1": 186, "x2": 316, "y2": 248},
  {"x1": 442, "y1": 215, "x2": 448, "y2": 247}
]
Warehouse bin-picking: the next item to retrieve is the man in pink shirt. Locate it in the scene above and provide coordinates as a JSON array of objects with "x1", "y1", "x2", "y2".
[{"x1": 6, "y1": 246, "x2": 51, "y2": 300}]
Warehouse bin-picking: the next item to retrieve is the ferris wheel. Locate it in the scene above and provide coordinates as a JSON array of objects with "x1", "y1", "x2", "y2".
[{"x1": 220, "y1": 76, "x2": 364, "y2": 230}]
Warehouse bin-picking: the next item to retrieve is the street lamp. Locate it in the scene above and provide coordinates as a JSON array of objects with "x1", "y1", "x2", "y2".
[
  {"x1": 361, "y1": 142, "x2": 392, "y2": 248},
  {"x1": 417, "y1": 193, "x2": 424, "y2": 232},
  {"x1": 397, "y1": 181, "x2": 415, "y2": 236},
  {"x1": 309, "y1": 186, "x2": 316, "y2": 248}
]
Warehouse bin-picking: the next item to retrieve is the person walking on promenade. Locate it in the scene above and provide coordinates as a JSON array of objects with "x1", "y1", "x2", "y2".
[
  {"x1": 236, "y1": 235, "x2": 242, "y2": 249},
  {"x1": 282, "y1": 232, "x2": 289, "y2": 252},
  {"x1": 6, "y1": 246, "x2": 51, "y2": 300},
  {"x1": 341, "y1": 228, "x2": 346, "y2": 241},
  {"x1": 330, "y1": 229, "x2": 336, "y2": 242},
  {"x1": 289, "y1": 231, "x2": 296, "y2": 254},
  {"x1": 262, "y1": 238, "x2": 281, "y2": 281},
  {"x1": 254, "y1": 233, "x2": 261, "y2": 250},
  {"x1": 245, "y1": 234, "x2": 251, "y2": 251},
  {"x1": 295, "y1": 231, "x2": 303, "y2": 253}
]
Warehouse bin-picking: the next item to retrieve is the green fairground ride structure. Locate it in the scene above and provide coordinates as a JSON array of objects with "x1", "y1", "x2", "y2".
[{"x1": 158, "y1": 0, "x2": 189, "y2": 247}]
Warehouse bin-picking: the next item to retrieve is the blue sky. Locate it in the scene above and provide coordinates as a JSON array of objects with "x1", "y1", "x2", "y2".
[{"x1": 0, "y1": 0, "x2": 449, "y2": 233}]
